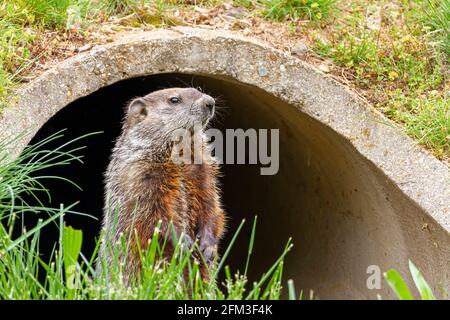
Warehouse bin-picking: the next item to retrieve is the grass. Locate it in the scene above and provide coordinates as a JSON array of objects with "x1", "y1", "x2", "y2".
[
  {"x1": 416, "y1": 0, "x2": 449, "y2": 62},
  {"x1": 312, "y1": 0, "x2": 449, "y2": 159},
  {"x1": 390, "y1": 94, "x2": 449, "y2": 156},
  {"x1": 0, "y1": 132, "x2": 294, "y2": 299},
  {"x1": 0, "y1": 13, "x2": 35, "y2": 98}
]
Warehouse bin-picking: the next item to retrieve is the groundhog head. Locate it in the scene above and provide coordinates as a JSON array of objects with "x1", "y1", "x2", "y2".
[{"x1": 124, "y1": 88, "x2": 215, "y2": 132}]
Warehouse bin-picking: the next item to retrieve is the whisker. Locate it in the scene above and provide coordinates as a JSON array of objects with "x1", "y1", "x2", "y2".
[{"x1": 173, "y1": 76, "x2": 193, "y2": 88}]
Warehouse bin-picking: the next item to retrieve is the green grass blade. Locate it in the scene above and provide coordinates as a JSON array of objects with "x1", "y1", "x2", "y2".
[
  {"x1": 408, "y1": 260, "x2": 436, "y2": 300},
  {"x1": 384, "y1": 269, "x2": 414, "y2": 300},
  {"x1": 213, "y1": 219, "x2": 245, "y2": 279},
  {"x1": 63, "y1": 225, "x2": 83, "y2": 272},
  {"x1": 244, "y1": 215, "x2": 257, "y2": 277},
  {"x1": 288, "y1": 279, "x2": 296, "y2": 300}
]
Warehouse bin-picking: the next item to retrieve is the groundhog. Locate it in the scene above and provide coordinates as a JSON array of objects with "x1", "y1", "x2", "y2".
[{"x1": 100, "y1": 88, "x2": 226, "y2": 283}]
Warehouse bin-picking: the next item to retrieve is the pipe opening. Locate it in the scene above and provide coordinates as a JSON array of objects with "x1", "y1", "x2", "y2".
[{"x1": 22, "y1": 73, "x2": 446, "y2": 299}]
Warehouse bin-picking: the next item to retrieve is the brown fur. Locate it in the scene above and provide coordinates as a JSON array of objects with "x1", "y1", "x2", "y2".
[{"x1": 99, "y1": 88, "x2": 225, "y2": 283}]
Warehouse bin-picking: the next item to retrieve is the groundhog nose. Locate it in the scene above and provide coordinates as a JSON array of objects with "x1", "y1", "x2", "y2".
[
  {"x1": 206, "y1": 102, "x2": 214, "y2": 111},
  {"x1": 204, "y1": 96, "x2": 215, "y2": 113}
]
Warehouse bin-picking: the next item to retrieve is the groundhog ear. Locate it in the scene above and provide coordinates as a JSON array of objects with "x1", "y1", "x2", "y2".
[{"x1": 128, "y1": 98, "x2": 148, "y2": 118}]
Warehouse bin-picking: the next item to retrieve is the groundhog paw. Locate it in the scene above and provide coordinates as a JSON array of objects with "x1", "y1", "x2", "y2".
[
  {"x1": 201, "y1": 245, "x2": 217, "y2": 267},
  {"x1": 198, "y1": 231, "x2": 218, "y2": 266},
  {"x1": 179, "y1": 233, "x2": 194, "y2": 250}
]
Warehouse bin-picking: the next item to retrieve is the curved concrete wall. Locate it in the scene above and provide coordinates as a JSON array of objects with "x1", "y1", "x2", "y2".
[{"x1": 0, "y1": 27, "x2": 449, "y2": 299}]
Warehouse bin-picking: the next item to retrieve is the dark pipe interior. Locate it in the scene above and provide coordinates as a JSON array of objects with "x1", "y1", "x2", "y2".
[{"x1": 20, "y1": 73, "x2": 446, "y2": 299}]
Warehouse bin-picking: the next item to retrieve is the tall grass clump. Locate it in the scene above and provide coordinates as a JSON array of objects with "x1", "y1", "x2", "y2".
[
  {"x1": 417, "y1": 0, "x2": 450, "y2": 62},
  {"x1": 0, "y1": 0, "x2": 97, "y2": 29},
  {"x1": 0, "y1": 7, "x2": 36, "y2": 100},
  {"x1": 99, "y1": 0, "x2": 143, "y2": 15},
  {"x1": 394, "y1": 95, "x2": 449, "y2": 157},
  {"x1": 0, "y1": 130, "x2": 98, "y2": 298},
  {"x1": 262, "y1": 0, "x2": 337, "y2": 21},
  {"x1": 0, "y1": 131, "x2": 294, "y2": 300}
]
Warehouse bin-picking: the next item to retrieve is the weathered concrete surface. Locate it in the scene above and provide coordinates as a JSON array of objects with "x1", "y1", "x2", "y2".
[{"x1": 0, "y1": 27, "x2": 449, "y2": 299}]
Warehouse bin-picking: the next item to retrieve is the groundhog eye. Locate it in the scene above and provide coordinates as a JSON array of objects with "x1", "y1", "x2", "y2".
[{"x1": 169, "y1": 97, "x2": 180, "y2": 104}]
